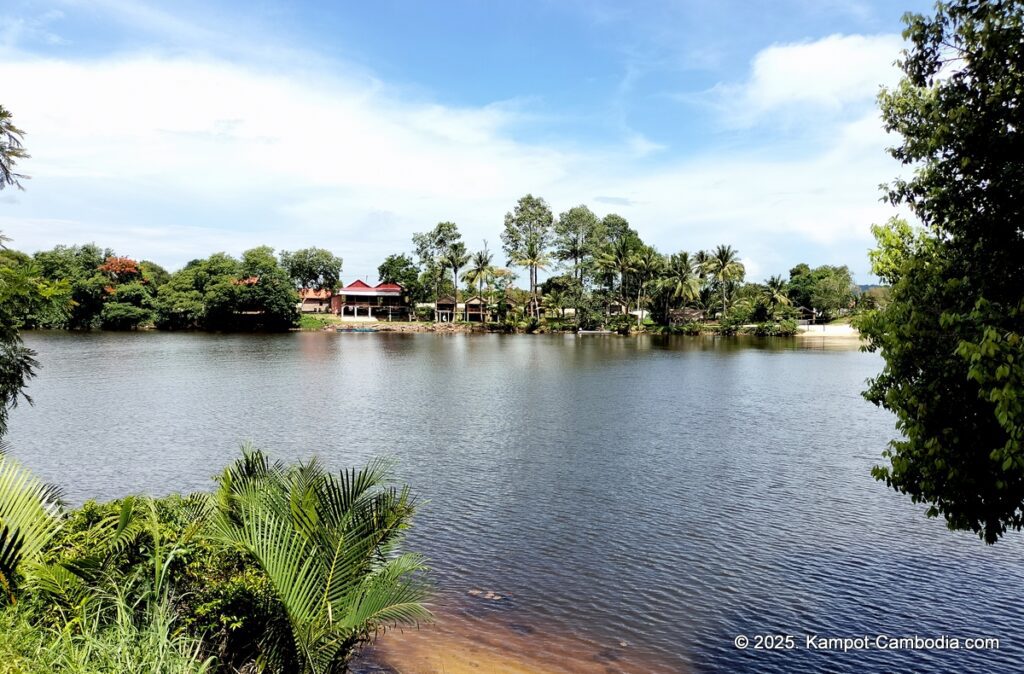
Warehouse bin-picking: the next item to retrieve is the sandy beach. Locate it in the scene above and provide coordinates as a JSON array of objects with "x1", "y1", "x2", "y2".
[{"x1": 794, "y1": 323, "x2": 862, "y2": 340}]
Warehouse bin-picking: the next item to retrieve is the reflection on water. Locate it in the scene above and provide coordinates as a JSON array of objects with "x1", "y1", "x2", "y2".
[
  {"x1": 9, "y1": 332, "x2": 1024, "y2": 674},
  {"x1": 353, "y1": 598, "x2": 682, "y2": 674}
]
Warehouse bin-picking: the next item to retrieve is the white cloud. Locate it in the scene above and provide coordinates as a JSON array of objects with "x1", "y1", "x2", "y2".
[
  {"x1": 0, "y1": 34, "x2": 906, "y2": 281},
  {"x1": 717, "y1": 33, "x2": 903, "y2": 126}
]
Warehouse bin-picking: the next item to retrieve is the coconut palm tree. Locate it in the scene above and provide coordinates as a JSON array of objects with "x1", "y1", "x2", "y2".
[
  {"x1": 511, "y1": 239, "x2": 550, "y2": 318},
  {"x1": 462, "y1": 244, "x2": 494, "y2": 318},
  {"x1": 441, "y1": 242, "x2": 469, "y2": 321},
  {"x1": 0, "y1": 106, "x2": 29, "y2": 190},
  {"x1": 208, "y1": 448, "x2": 430, "y2": 674},
  {"x1": 662, "y1": 252, "x2": 701, "y2": 304},
  {"x1": 693, "y1": 250, "x2": 711, "y2": 281},
  {"x1": 761, "y1": 274, "x2": 791, "y2": 318},
  {"x1": 702, "y1": 245, "x2": 745, "y2": 318},
  {"x1": 542, "y1": 288, "x2": 568, "y2": 320},
  {"x1": 596, "y1": 238, "x2": 636, "y2": 316},
  {"x1": 630, "y1": 246, "x2": 664, "y2": 330}
]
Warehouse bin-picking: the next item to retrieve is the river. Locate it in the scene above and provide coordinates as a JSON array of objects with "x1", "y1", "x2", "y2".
[{"x1": 8, "y1": 332, "x2": 1023, "y2": 673}]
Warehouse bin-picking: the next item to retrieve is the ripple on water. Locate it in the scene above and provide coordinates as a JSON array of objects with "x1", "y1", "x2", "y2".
[{"x1": 9, "y1": 332, "x2": 1024, "y2": 674}]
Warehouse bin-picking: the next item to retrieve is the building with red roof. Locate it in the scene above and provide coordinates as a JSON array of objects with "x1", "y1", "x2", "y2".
[
  {"x1": 330, "y1": 280, "x2": 410, "y2": 321},
  {"x1": 298, "y1": 288, "x2": 333, "y2": 313}
]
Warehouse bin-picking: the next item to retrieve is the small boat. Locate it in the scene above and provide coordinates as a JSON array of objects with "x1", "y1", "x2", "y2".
[
  {"x1": 335, "y1": 326, "x2": 378, "y2": 333},
  {"x1": 577, "y1": 329, "x2": 615, "y2": 335}
]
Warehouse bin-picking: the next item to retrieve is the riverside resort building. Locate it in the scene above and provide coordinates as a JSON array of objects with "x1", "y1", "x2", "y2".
[{"x1": 328, "y1": 280, "x2": 410, "y2": 321}]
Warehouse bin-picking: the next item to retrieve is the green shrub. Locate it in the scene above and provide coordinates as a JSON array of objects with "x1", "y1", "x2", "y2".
[
  {"x1": 0, "y1": 449, "x2": 429, "y2": 674},
  {"x1": 670, "y1": 321, "x2": 706, "y2": 335},
  {"x1": 743, "y1": 319, "x2": 799, "y2": 336}
]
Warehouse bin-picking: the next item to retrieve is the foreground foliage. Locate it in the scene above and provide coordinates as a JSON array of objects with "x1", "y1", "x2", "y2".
[
  {"x1": 0, "y1": 448, "x2": 429, "y2": 672},
  {"x1": 858, "y1": 0, "x2": 1024, "y2": 542}
]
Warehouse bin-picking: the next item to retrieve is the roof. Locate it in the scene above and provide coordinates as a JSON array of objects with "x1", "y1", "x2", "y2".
[
  {"x1": 464, "y1": 296, "x2": 487, "y2": 305},
  {"x1": 435, "y1": 295, "x2": 457, "y2": 305},
  {"x1": 335, "y1": 279, "x2": 403, "y2": 297},
  {"x1": 299, "y1": 288, "x2": 332, "y2": 300}
]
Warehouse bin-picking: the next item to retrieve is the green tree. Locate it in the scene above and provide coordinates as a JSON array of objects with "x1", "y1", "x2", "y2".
[
  {"x1": 809, "y1": 267, "x2": 855, "y2": 319},
  {"x1": 554, "y1": 205, "x2": 601, "y2": 327},
  {"x1": 596, "y1": 238, "x2": 637, "y2": 316},
  {"x1": 139, "y1": 260, "x2": 171, "y2": 288},
  {"x1": 33, "y1": 244, "x2": 111, "y2": 329},
  {"x1": 413, "y1": 222, "x2": 463, "y2": 319},
  {"x1": 0, "y1": 105, "x2": 29, "y2": 190},
  {"x1": 601, "y1": 214, "x2": 641, "y2": 250},
  {"x1": 280, "y1": 248, "x2": 343, "y2": 292},
  {"x1": 703, "y1": 245, "x2": 745, "y2": 318},
  {"x1": 1, "y1": 232, "x2": 68, "y2": 436},
  {"x1": 377, "y1": 253, "x2": 424, "y2": 304},
  {"x1": 441, "y1": 242, "x2": 470, "y2": 318},
  {"x1": 630, "y1": 246, "x2": 664, "y2": 330},
  {"x1": 462, "y1": 244, "x2": 494, "y2": 304},
  {"x1": 501, "y1": 195, "x2": 553, "y2": 317},
  {"x1": 377, "y1": 253, "x2": 419, "y2": 289},
  {"x1": 662, "y1": 252, "x2": 701, "y2": 305},
  {"x1": 761, "y1": 274, "x2": 791, "y2": 318},
  {"x1": 153, "y1": 250, "x2": 297, "y2": 331},
  {"x1": 859, "y1": 1, "x2": 1024, "y2": 543},
  {"x1": 786, "y1": 263, "x2": 855, "y2": 319}
]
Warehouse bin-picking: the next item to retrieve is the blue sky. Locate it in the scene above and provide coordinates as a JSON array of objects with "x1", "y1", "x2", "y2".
[{"x1": 1, "y1": 0, "x2": 929, "y2": 281}]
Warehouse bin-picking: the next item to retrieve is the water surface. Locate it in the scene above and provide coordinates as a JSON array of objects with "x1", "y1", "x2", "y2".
[{"x1": 9, "y1": 332, "x2": 1023, "y2": 673}]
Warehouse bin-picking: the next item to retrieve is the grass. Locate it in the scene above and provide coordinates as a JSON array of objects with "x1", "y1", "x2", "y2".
[
  {"x1": 297, "y1": 313, "x2": 341, "y2": 330},
  {"x1": 0, "y1": 593, "x2": 213, "y2": 674}
]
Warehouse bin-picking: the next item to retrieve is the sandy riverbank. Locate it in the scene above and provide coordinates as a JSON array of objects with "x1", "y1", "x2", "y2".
[
  {"x1": 351, "y1": 601, "x2": 681, "y2": 674},
  {"x1": 794, "y1": 323, "x2": 862, "y2": 340}
]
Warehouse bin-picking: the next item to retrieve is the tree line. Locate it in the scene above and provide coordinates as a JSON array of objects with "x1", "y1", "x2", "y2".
[
  {"x1": 0, "y1": 243, "x2": 346, "y2": 332},
  {"x1": 383, "y1": 196, "x2": 867, "y2": 332},
  {"x1": 1, "y1": 225, "x2": 866, "y2": 334}
]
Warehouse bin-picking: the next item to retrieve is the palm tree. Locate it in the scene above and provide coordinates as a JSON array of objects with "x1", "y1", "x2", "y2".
[
  {"x1": 462, "y1": 244, "x2": 494, "y2": 319},
  {"x1": 511, "y1": 239, "x2": 550, "y2": 318},
  {"x1": 208, "y1": 448, "x2": 430, "y2": 674},
  {"x1": 441, "y1": 242, "x2": 469, "y2": 321},
  {"x1": 596, "y1": 238, "x2": 636, "y2": 316},
  {"x1": 693, "y1": 250, "x2": 711, "y2": 281},
  {"x1": 662, "y1": 252, "x2": 701, "y2": 304},
  {"x1": 0, "y1": 449, "x2": 63, "y2": 603},
  {"x1": 630, "y1": 246, "x2": 664, "y2": 330},
  {"x1": 702, "y1": 244, "x2": 745, "y2": 318},
  {"x1": 542, "y1": 288, "x2": 567, "y2": 320},
  {"x1": 761, "y1": 274, "x2": 791, "y2": 318},
  {"x1": 0, "y1": 105, "x2": 29, "y2": 190}
]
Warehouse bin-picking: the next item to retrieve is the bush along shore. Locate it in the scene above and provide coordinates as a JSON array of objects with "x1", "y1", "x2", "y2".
[
  {"x1": 0, "y1": 204, "x2": 879, "y2": 335},
  {"x1": 0, "y1": 446, "x2": 430, "y2": 674},
  {"x1": 298, "y1": 311, "x2": 803, "y2": 336}
]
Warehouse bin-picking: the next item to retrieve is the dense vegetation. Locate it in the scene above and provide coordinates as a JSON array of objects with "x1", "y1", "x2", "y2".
[
  {"x1": 1, "y1": 222, "x2": 866, "y2": 335},
  {"x1": 858, "y1": 0, "x2": 1024, "y2": 543},
  {"x1": 0, "y1": 447, "x2": 429, "y2": 673},
  {"x1": 406, "y1": 202, "x2": 866, "y2": 333}
]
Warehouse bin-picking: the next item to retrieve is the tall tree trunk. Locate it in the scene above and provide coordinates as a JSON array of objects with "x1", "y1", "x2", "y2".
[
  {"x1": 453, "y1": 268, "x2": 459, "y2": 322},
  {"x1": 531, "y1": 265, "x2": 537, "y2": 318},
  {"x1": 637, "y1": 285, "x2": 643, "y2": 330},
  {"x1": 575, "y1": 257, "x2": 582, "y2": 330}
]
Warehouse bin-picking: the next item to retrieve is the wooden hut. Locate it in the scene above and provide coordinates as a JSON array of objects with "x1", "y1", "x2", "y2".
[
  {"x1": 463, "y1": 296, "x2": 488, "y2": 322},
  {"x1": 435, "y1": 295, "x2": 457, "y2": 322}
]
